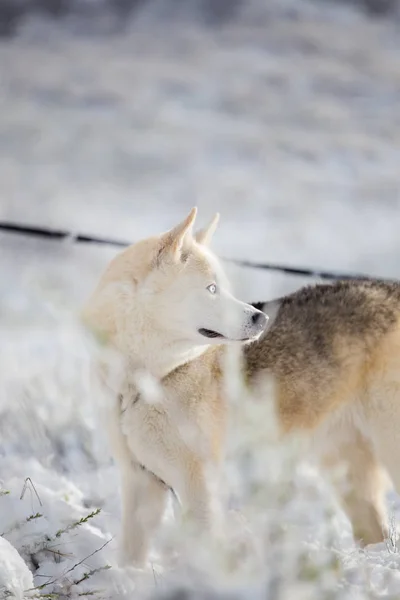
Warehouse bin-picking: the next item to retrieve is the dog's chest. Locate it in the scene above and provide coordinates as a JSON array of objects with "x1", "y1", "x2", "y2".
[{"x1": 120, "y1": 366, "x2": 225, "y2": 465}]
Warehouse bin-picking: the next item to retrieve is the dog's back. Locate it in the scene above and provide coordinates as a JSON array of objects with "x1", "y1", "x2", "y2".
[{"x1": 246, "y1": 279, "x2": 400, "y2": 432}]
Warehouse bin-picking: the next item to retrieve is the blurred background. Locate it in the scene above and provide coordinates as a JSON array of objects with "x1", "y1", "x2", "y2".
[
  {"x1": 1, "y1": 1, "x2": 400, "y2": 597},
  {"x1": 2, "y1": 0, "x2": 400, "y2": 315}
]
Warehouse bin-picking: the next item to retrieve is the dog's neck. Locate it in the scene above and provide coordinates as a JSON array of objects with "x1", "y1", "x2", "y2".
[{"x1": 122, "y1": 336, "x2": 209, "y2": 382}]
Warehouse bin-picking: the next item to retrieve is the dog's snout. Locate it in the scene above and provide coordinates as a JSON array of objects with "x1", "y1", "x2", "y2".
[
  {"x1": 251, "y1": 310, "x2": 268, "y2": 330},
  {"x1": 251, "y1": 311, "x2": 262, "y2": 325}
]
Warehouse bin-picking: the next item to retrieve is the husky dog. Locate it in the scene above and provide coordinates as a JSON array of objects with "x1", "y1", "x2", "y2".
[{"x1": 83, "y1": 208, "x2": 398, "y2": 566}]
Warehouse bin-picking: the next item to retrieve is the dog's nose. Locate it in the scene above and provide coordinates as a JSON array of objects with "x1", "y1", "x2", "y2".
[{"x1": 251, "y1": 310, "x2": 268, "y2": 330}]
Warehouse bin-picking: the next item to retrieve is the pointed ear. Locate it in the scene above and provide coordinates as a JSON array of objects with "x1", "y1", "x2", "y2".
[
  {"x1": 194, "y1": 212, "x2": 220, "y2": 246},
  {"x1": 158, "y1": 207, "x2": 197, "y2": 262}
]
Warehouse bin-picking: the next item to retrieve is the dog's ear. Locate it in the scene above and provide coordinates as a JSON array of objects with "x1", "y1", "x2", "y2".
[
  {"x1": 195, "y1": 212, "x2": 219, "y2": 246},
  {"x1": 157, "y1": 207, "x2": 197, "y2": 263}
]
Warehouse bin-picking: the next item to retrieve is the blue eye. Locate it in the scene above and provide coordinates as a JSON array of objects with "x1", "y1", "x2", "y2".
[{"x1": 207, "y1": 283, "x2": 217, "y2": 294}]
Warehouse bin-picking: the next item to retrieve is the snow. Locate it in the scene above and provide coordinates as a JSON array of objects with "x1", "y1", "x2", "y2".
[
  {"x1": 0, "y1": 537, "x2": 33, "y2": 599},
  {"x1": 1, "y1": 0, "x2": 400, "y2": 597}
]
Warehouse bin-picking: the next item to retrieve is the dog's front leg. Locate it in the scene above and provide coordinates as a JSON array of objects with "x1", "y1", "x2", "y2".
[
  {"x1": 119, "y1": 462, "x2": 169, "y2": 568},
  {"x1": 178, "y1": 460, "x2": 223, "y2": 536},
  {"x1": 120, "y1": 406, "x2": 223, "y2": 544}
]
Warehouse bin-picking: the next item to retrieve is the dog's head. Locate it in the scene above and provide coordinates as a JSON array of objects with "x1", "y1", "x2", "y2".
[{"x1": 84, "y1": 208, "x2": 268, "y2": 354}]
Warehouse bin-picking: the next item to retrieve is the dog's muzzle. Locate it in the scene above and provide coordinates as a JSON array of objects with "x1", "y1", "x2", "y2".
[{"x1": 250, "y1": 309, "x2": 268, "y2": 331}]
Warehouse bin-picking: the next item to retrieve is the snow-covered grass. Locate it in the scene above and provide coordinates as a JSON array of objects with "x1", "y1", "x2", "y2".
[
  {"x1": 1, "y1": 318, "x2": 400, "y2": 599},
  {"x1": 2, "y1": 0, "x2": 400, "y2": 597}
]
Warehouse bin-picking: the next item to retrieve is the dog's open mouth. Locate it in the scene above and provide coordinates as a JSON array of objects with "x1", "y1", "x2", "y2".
[
  {"x1": 198, "y1": 328, "x2": 254, "y2": 342},
  {"x1": 198, "y1": 328, "x2": 225, "y2": 339}
]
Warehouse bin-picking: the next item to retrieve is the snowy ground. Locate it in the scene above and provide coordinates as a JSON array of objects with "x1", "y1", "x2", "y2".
[{"x1": 1, "y1": 0, "x2": 400, "y2": 597}]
